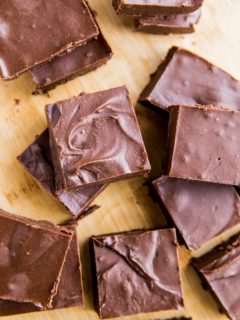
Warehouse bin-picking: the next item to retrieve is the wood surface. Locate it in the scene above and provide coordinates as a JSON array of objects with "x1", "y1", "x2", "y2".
[{"x1": 0, "y1": 0, "x2": 240, "y2": 319}]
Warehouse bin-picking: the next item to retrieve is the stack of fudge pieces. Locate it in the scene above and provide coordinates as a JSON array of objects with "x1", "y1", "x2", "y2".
[
  {"x1": 0, "y1": 0, "x2": 112, "y2": 93},
  {"x1": 112, "y1": 0, "x2": 204, "y2": 34},
  {"x1": 140, "y1": 46, "x2": 240, "y2": 320},
  {"x1": 0, "y1": 209, "x2": 83, "y2": 316}
]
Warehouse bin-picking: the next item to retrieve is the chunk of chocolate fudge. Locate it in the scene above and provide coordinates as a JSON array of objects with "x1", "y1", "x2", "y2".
[
  {"x1": 45, "y1": 86, "x2": 151, "y2": 191},
  {"x1": 91, "y1": 229, "x2": 183, "y2": 318},
  {"x1": 139, "y1": 47, "x2": 240, "y2": 111},
  {"x1": 0, "y1": 209, "x2": 73, "y2": 309},
  {"x1": 135, "y1": 9, "x2": 201, "y2": 34},
  {"x1": 31, "y1": 33, "x2": 112, "y2": 93},
  {"x1": 18, "y1": 130, "x2": 106, "y2": 218},
  {"x1": 0, "y1": 0, "x2": 98, "y2": 79},
  {"x1": 113, "y1": 0, "x2": 203, "y2": 16},
  {"x1": 193, "y1": 233, "x2": 240, "y2": 320},
  {"x1": 166, "y1": 105, "x2": 240, "y2": 186},
  {"x1": 153, "y1": 176, "x2": 240, "y2": 250}
]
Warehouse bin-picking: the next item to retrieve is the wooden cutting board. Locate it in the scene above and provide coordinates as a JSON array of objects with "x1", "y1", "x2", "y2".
[{"x1": 0, "y1": 0, "x2": 240, "y2": 319}]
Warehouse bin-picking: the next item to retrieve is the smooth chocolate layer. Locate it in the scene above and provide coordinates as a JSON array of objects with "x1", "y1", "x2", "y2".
[
  {"x1": 91, "y1": 229, "x2": 183, "y2": 319},
  {"x1": 31, "y1": 33, "x2": 112, "y2": 93},
  {"x1": 166, "y1": 105, "x2": 240, "y2": 186},
  {"x1": 153, "y1": 176, "x2": 240, "y2": 251},
  {"x1": 45, "y1": 86, "x2": 151, "y2": 191},
  {"x1": 0, "y1": 209, "x2": 73, "y2": 309},
  {"x1": 139, "y1": 47, "x2": 240, "y2": 111},
  {"x1": 113, "y1": 0, "x2": 203, "y2": 16},
  {"x1": 135, "y1": 9, "x2": 201, "y2": 34},
  {"x1": 18, "y1": 130, "x2": 106, "y2": 218},
  {"x1": 0, "y1": 0, "x2": 98, "y2": 79},
  {"x1": 193, "y1": 233, "x2": 240, "y2": 320},
  {"x1": 0, "y1": 225, "x2": 83, "y2": 316}
]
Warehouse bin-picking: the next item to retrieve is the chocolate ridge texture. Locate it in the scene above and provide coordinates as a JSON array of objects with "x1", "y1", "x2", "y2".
[{"x1": 45, "y1": 86, "x2": 151, "y2": 191}]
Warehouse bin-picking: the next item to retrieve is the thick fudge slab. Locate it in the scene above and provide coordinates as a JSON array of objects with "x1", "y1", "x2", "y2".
[
  {"x1": 193, "y1": 233, "x2": 240, "y2": 320},
  {"x1": 0, "y1": 225, "x2": 83, "y2": 315},
  {"x1": 153, "y1": 176, "x2": 240, "y2": 251},
  {"x1": 45, "y1": 86, "x2": 151, "y2": 191},
  {"x1": 135, "y1": 10, "x2": 201, "y2": 34},
  {"x1": 113, "y1": 0, "x2": 203, "y2": 16},
  {"x1": 31, "y1": 33, "x2": 112, "y2": 93},
  {"x1": 91, "y1": 229, "x2": 183, "y2": 319},
  {"x1": 0, "y1": 0, "x2": 98, "y2": 80},
  {"x1": 139, "y1": 47, "x2": 240, "y2": 111},
  {"x1": 0, "y1": 209, "x2": 73, "y2": 309},
  {"x1": 18, "y1": 130, "x2": 106, "y2": 219},
  {"x1": 166, "y1": 105, "x2": 240, "y2": 186}
]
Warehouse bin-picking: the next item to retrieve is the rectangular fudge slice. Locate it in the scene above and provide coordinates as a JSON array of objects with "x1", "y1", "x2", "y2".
[
  {"x1": 91, "y1": 228, "x2": 183, "y2": 318},
  {"x1": 31, "y1": 33, "x2": 112, "y2": 94},
  {"x1": 0, "y1": 209, "x2": 73, "y2": 309},
  {"x1": 139, "y1": 47, "x2": 240, "y2": 111},
  {"x1": 166, "y1": 105, "x2": 240, "y2": 186},
  {"x1": 113, "y1": 0, "x2": 203, "y2": 16},
  {"x1": 45, "y1": 86, "x2": 151, "y2": 191},
  {"x1": 0, "y1": 0, "x2": 98, "y2": 79},
  {"x1": 193, "y1": 233, "x2": 240, "y2": 320},
  {"x1": 18, "y1": 130, "x2": 106, "y2": 219},
  {"x1": 153, "y1": 176, "x2": 240, "y2": 251},
  {"x1": 135, "y1": 9, "x2": 201, "y2": 34},
  {"x1": 0, "y1": 225, "x2": 83, "y2": 315}
]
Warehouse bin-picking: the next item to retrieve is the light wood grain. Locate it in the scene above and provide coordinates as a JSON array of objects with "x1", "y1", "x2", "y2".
[{"x1": 0, "y1": 0, "x2": 240, "y2": 319}]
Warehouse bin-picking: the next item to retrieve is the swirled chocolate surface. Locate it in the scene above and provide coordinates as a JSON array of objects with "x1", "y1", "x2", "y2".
[
  {"x1": 18, "y1": 130, "x2": 106, "y2": 218},
  {"x1": 0, "y1": 0, "x2": 98, "y2": 79},
  {"x1": 46, "y1": 86, "x2": 151, "y2": 191},
  {"x1": 91, "y1": 228, "x2": 183, "y2": 318}
]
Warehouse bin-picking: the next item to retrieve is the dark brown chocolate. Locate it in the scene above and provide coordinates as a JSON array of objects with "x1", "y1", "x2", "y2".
[
  {"x1": 139, "y1": 47, "x2": 240, "y2": 112},
  {"x1": 0, "y1": 225, "x2": 83, "y2": 316},
  {"x1": 0, "y1": 209, "x2": 73, "y2": 309},
  {"x1": 18, "y1": 130, "x2": 106, "y2": 219},
  {"x1": 193, "y1": 233, "x2": 240, "y2": 320},
  {"x1": 45, "y1": 86, "x2": 151, "y2": 191},
  {"x1": 135, "y1": 9, "x2": 201, "y2": 34},
  {"x1": 166, "y1": 105, "x2": 240, "y2": 186},
  {"x1": 153, "y1": 176, "x2": 240, "y2": 251},
  {"x1": 113, "y1": 0, "x2": 203, "y2": 16},
  {"x1": 31, "y1": 33, "x2": 112, "y2": 93},
  {"x1": 0, "y1": 0, "x2": 98, "y2": 80},
  {"x1": 91, "y1": 229, "x2": 183, "y2": 319}
]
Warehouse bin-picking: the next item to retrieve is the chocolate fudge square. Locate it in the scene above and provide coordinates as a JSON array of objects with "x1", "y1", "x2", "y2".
[
  {"x1": 45, "y1": 86, "x2": 151, "y2": 191},
  {"x1": 153, "y1": 176, "x2": 240, "y2": 251},
  {"x1": 113, "y1": 0, "x2": 203, "y2": 16},
  {"x1": 193, "y1": 233, "x2": 240, "y2": 320},
  {"x1": 0, "y1": 225, "x2": 83, "y2": 315},
  {"x1": 166, "y1": 105, "x2": 240, "y2": 186},
  {"x1": 91, "y1": 229, "x2": 184, "y2": 319},
  {"x1": 135, "y1": 10, "x2": 201, "y2": 34},
  {"x1": 0, "y1": 0, "x2": 98, "y2": 79},
  {"x1": 139, "y1": 47, "x2": 240, "y2": 112},
  {"x1": 0, "y1": 209, "x2": 73, "y2": 309},
  {"x1": 18, "y1": 130, "x2": 106, "y2": 219},
  {"x1": 31, "y1": 32, "x2": 112, "y2": 94}
]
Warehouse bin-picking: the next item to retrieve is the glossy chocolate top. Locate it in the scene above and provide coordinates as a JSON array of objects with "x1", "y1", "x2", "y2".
[
  {"x1": 0, "y1": 209, "x2": 73, "y2": 308},
  {"x1": 193, "y1": 233, "x2": 240, "y2": 320},
  {"x1": 0, "y1": 0, "x2": 98, "y2": 79},
  {"x1": 46, "y1": 86, "x2": 151, "y2": 191},
  {"x1": 18, "y1": 130, "x2": 105, "y2": 218},
  {"x1": 113, "y1": 0, "x2": 203, "y2": 15},
  {"x1": 153, "y1": 176, "x2": 240, "y2": 250},
  {"x1": 92, "y1": 229, "x2": 183, "y2": 318},
  {"x1": 166, "y1": 105, "x2": 240, "y2": 186},
  {"x1": 139, "y1": 47, "x2": 240, "y2": 111},
  {"x1": 31, "y1": 33, "x2": 112, "y2": 92}
]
